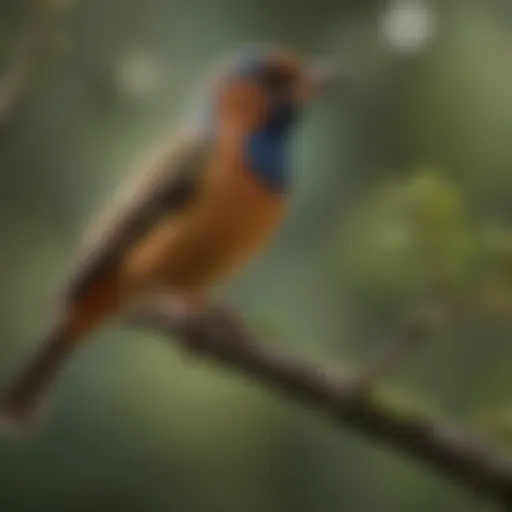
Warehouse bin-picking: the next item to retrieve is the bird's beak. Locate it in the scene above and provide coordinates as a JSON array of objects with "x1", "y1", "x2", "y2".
[{"x1": 304, "y1": 58, "x2": 344, "y2": 98}]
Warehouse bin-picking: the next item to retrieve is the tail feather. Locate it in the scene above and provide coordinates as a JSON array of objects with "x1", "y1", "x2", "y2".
[
  {"x1": 0, "y1": 323, "x2": 78, "y2": 432},
  {"x1": 0, "y1": 277, "x2": 120, "y2": 433}
]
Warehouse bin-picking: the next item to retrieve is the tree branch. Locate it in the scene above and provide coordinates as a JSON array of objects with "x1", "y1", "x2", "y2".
[{"x1": 129, "y1": 301, "x2": 512, "y2": 508}]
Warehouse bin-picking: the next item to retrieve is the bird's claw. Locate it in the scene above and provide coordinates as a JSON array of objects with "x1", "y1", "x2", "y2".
[{"x1": 179, "y1": 304, "x2": 252, "y2": 353}]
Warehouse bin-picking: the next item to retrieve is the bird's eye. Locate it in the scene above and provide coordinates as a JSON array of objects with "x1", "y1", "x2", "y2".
[{"x1": 259, "y1": 68, "x2": 294, "y2": 93}]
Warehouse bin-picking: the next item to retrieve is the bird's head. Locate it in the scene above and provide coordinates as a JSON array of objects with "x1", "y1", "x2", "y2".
[{"x1": 212, "y1": 45, "x2": 341, "y2": 136}]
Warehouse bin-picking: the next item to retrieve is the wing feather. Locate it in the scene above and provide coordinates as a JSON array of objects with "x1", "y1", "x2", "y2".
[{"x1": 65, "y1": 134, "x2": 210, "y2": 302}]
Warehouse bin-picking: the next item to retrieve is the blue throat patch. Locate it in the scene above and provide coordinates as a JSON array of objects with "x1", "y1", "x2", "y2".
[
  {"x1": 193, "y1": 99, "x2": 297, "y2": 194},
  {"x1": 191, "y1": 46, "x2": 300, "y2": 193},
  {"x1": 245, "y1": 100, "x2": 297, "y2": 193}
]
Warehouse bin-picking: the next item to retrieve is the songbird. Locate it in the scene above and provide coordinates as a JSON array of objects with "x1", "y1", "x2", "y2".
[{"x1": 1, "y1": 44, "x2": 339, "y2": 429}]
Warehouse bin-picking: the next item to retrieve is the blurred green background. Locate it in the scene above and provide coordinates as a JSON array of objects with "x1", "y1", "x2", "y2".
[{"x1": 2, "y1": 0, "x2": 512, "y2": 510}]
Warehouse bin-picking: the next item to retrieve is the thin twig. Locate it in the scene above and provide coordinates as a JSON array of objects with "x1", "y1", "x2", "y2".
[
  {"x1": 352, "y1": 252, "x2": 476, "y2": 386},
  {"x1": 352, "y1": 299, "x2": 445, "y2": 387}
]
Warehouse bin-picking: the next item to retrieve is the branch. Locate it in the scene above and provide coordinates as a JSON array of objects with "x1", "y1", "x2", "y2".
[{"x1": 129, "y1": 301, "x2": 512, "y2": 508}]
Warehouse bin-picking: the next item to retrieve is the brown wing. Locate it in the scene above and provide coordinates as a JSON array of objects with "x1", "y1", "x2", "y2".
[{"x1": 65, "y1": 134, "x2": 210, "y2": 302}]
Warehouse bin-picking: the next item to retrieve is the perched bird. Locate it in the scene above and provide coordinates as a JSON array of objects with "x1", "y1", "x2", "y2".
[{"x1": 1, "y1": 45, "x2": 339, "y2": 429}]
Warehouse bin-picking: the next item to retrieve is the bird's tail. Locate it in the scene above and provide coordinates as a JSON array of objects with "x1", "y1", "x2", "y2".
[
  {"x1": 0, "y1": 319, "x2": 82, "y2": 432},
  {"x1": 0, "y1": 276, "x2": 120, "y2": 434}
]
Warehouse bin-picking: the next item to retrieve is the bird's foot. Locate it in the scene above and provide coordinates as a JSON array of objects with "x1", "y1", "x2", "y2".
[
  {"x1": 177, "y1": 304, "x2": 251, "y2": 353},
  {"x1": 128, "y1": 291, "x2": 251, "y2": 353},
  {"x1": 202, "y1": 305, "x2": 251, "y2": 341}
]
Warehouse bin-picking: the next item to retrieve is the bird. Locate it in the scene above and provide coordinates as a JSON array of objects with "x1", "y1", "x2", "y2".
[{"x1": 0, "y1": 44, "x2": 340, "y2": 430}]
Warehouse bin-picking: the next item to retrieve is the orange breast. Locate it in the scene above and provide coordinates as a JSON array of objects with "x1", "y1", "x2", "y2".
[{"x1": 121, "y1": 160, "x2": 287, "y2": 295}]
